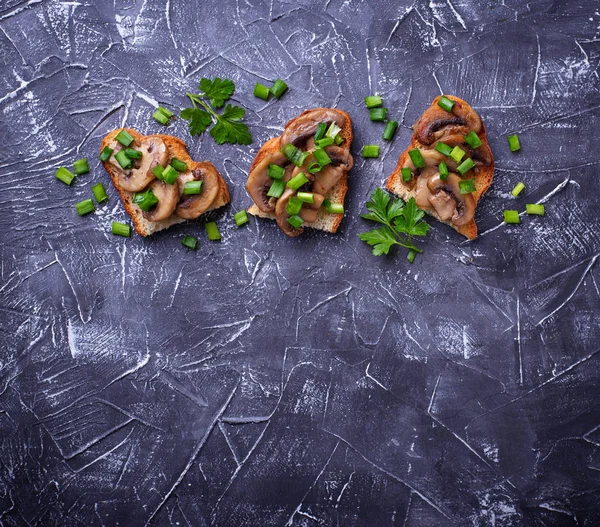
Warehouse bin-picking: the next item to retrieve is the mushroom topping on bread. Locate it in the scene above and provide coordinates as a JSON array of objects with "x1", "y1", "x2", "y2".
[{"x1": 175, "y1": 164, "x2": 220, "y2": 219}]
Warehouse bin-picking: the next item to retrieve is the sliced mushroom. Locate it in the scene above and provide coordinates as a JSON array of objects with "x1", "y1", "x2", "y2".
[
  {"x1": 414, "y1": 167, "x2": 439, "y2": 208},
  {"x1": 141, "y1": 180, "x2": 179, "y2": 222},
  {"x1": 117, "y1": 136, "x2": 168, "y2": 192},
  {"x1": 175, "y1": 164, "x2": 220, "y2": 219},
  {"x1": 246, "y1": 152, "x2": 288, "y2": 212},
  {"x1": 281, "y1": 108, "x2": 346, "y2": 147},
  {"x1": 414, "y1": 98, "x2": 482, "y2": 145},
  {"x1": 427, "y1": 173, "x2": 475, "y2": 226},
  {"x1": 309, "y1": 146, "x2": 353, "y2": 196},
  {"x1": 434, "y1": 134, "x2": 492, "y2": 166},
  {"x1": 275, "y1": 188, "x2": 303, "y2": 237}
]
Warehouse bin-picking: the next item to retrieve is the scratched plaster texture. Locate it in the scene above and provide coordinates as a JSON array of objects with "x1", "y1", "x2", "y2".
[{"x1": 0, "y1": 0, "x2": 599, "y2": 525}]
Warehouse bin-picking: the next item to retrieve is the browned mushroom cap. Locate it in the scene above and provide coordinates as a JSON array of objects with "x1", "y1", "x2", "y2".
[
  {"x1": 415, "y1": 99, "x2": 482, "y2": 145},
  {"x1": 116, "y1": 137, "x2": 168, "y2": 192},
  {"x1": 175, "y1": 164, "x2": 220, "y2": 219},
  {"x1": 310, "y1": 146, "x2": 353, "y2": 195},
  {"x1": 141, "y1": 180, "x2": 179, "y2": 222},
  {"x1": 280, "y1": 109, "x2": 346, "y2": 147},
  {"x1": 427, "y1": 173, "x2": 475, "y2": 226},
  {"x1": 414, "y1": 167, "x2": 439, "y2": 209},
  {"x1": 246, "y1": 152, "x2": 288, "y2": 212},
  {"x1": 435, "y1": 134, "x2": 492, "y2": 166},
  {"x1": 275, "y1": 188, "x2": 303, "y2": 237}
]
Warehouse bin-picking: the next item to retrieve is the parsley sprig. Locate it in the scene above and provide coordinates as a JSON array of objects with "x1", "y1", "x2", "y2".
[
  {"x1": 181, "y1": 78, "x2": 252, "y2": 145},
  {"x1": 359, "y1": 187, "x2": 429, "y2": 261}
]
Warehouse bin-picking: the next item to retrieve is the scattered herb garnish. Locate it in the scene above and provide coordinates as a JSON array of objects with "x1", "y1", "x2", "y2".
[
  {"x1": 359, "y1": 187, "x2": 429, "y2": 261},
  {"x1": 181, "y1": 78, "x2": 252, "y2": 145}
]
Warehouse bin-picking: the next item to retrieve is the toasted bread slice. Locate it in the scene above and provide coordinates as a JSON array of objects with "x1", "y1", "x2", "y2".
[
  {"x1": 100, "y1": 129, "x2": 230, "y2": 237},
  {"x1": 385, "y1": 95, "x2": 494, "y2": 240},
  {"x1": 247, "y1": 108, "x2": 353, "y2": 234}
]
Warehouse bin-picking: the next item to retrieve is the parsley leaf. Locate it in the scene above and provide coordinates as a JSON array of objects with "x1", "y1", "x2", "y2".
[
  {"x1": 210, "y1": 104, "x2": 252, "y2": 145},
  {"x1": 198, "y1": 77, "x2": 235, "y2": 108},
  {"x1": 359, "y1": 187, "x2": 429, "y2": 263},
  {"x1": 180, "y1": 107, "x2": 212, "y2": 136}
]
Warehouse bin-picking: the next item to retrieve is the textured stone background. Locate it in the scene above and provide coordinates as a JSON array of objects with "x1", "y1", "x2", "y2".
[{"x1": 1, "y1": 0, "x2": 599, "y2": 525}]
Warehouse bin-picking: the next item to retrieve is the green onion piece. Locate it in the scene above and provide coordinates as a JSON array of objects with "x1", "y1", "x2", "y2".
[
  {"x1": 254, "y1": 83, "x2": 270, "y2": 100},
  {"x1": 526, "y1": 204, "x2": 545, "y2": 216},
  {"x1": 152, "y1": 109, "x2": 169, "y2": 125},
  {"x1": 181, "y1": 235, "x2": 198, "y2": 250},
  {"x1": 267, "y1": 179, "x2": 285, "y2": 198},
  {"x1": 184, "y1": 180, "x2": 203, "y2": 195},
  {"x1": 286, "y1": 196, "x2": 303, "y2": 215},
  {"x1": 267, "y1": 164, "x2": 285, "y2": 180},
  {"x1": 170, "y1": 158, "x2": 187, "y2": 172},
  {"x1": 308, "y1": 162, "x2": 321, "y2": 174},
  {"x1": 55, "y1": 166, "x2": 76, "y2": 186},
  {"x1": 450, "y1": 146, "x2": 466, "y2": 163},
  {"x1": 438, "y1": 162, "x2": 448, "y2": 180},
  {"x1": 99, "y1": 146, "x2": 113, "y2": 162},
  {"x1": 334, "y1": 134, "x2": 344, "y2": 145},
  {"x1": 458, "y1": 179, "x2": 476, "y2": 194},
  {"x1": 326, "y1": 122, "x2": 342, "y2": 139},
  {"x1": 407, "y1": 249, "x2": 417, "y2": 264},
  {"x1": 124, "y1": 148, "x2": 142, "y2": 159},
  {"x1": 362, "y1": 145, "x2": 380, "y2": 158},
  {"x1": 408, "y1": 148, "x2": 426, "y2": 168},
  {"x1": 75, "y1": 198, "x2": 95, "y2": 216},
  {"x1": 365, "y1": 95, "x2": 383, "y2": 109},
  {"x1": 325, "y1": 202, "x2": 344, "y2": 214},
  {"x1": 503, "y1": 210, "x2": 521, "y2": 224},
  {"x1": 508, "y1": 134, "x2": 521, "y2": 152},
  {"x1": 437, "y1": 96, "x2": 455, "y2": 112},
  {"x1": 112, "y1": 221, "x2": 131, "y2": 237},
  {"x1": 234, "y1": 210, "x2": 249, "y2": 227},
  {"x1": 115, "y1": 129, "x2": 134, "y2": 147},
  {"x1": 315, "y1": 137, "x2": 334, "y2": 148},
  {"x1": 314, "y1": 122, "x2": 327, "y2": 141},
  {"x1": 162, "y1": 165, "x2": 179, "y2": 185},
  {"x1": 323, "y1": 198, "x2": 331, "y2": 208},
  {"x1": 457, "y1": 158, "x2": 475, "y2": 176},
  {"x1": 401, "y1": 167, "x2": 412, "y2": 182},
  {"x1": 434, "y1": 142, "x2": 453, "y2": 156},
  {"x1": 91, "y1": 182, "x2": 108, "y2": 204},
  {"x1": 297, "y1": 192, "x2": 314, "y2": 204},
  {"x1": 152, "y1": 165, "x2": 165, "y2": 180},
  {"x1": 205, "y1": 221, "x2": 221, "y2": 241},
  {"x1": 132, "y1": 189, "x2": 158, "y2": 211},
  {"x1": 369, "y1": 107, "x2": 388, "y2": 122},
  {"x1": 281, "y1": 143, "x2": 307, "y2": 167},
  {"x1": 270, "y1": 79, "x2": 288, "y2": 99},
  {"x1": 464, "y1": 131, "x2": 482, "y2": 149},
  {"x1": 115, "y1": 150, "x2": 132, "y2": 169},
  {"x1": 511, "y1": 182, "x2": 525, "y2": 197},
  {"x1": 287, "y1": 172, "x2": 309, "y2": 190},
  {"x1": 287, "y1": 215, "x2": 303, "y2": 229},
  {"x1": 73, "y1": 158, "x2": 89, "y2": 175},
  {"x1": 313, "y1": 148, "x2": 331, "y2": 167},
  {"x1": 382, "y1": 120, "x2": 398, "y2": 141},
  {"x1": 157, "y1": 106, "x2": 173, "y2": 118}
]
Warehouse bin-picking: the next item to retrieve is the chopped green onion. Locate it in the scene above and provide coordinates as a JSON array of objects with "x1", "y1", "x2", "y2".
[
  {"x1": 365, "y1": 95, "x2": 383, "y2": 108},
  {"x1": 267, "y1": 179, "x2": 285, "y2": 198},
  {"x1": 297, "y1": 192, "x2": 314, "y2": 204},
  {"x1": 407, "y1": 249, "x2": 417, "y2": 264},
  {"x1": 112, "y1": 222, "x2": 131, "y2": 237},
  {"x1": 401, "y1": 167, "x2": 412, "y2": 182},
  {"x1": 75, "y1": 198, "x2": 95, "y2": 216},
  {"x1": 170, "y1": 158, "x2": 187, "y2": 172},
  {"x1": 132, "y1": 189, "x2": 158, "y2": 211},
  {"x1": 362, "y1": 145, "x2": 380, "y2": 158},
  {"x1": 162, "y1": 165, "x2": 179, "y2": 185},
  {"x1": 254, "y1": 83, "x2": 270, "y2": 100},
  {"x1": 508, "y1": 134, "x2": 521, "y2": 152},
  {"x1": 281, "y1": 143, "x2": 309, "y2": 167},
  {"x1": 287, "y1": 172, "x2": 309, "y2": 190},
  {"x1": 124, "y1": 148, "x2": 142, "y2": 159},
  {"x1": 73, "y1": 158, "x2": 89, "y2": 175},
  {"x1": 314, "y1": 122, "x2": 327, "y2": 141},
  {"x1": 115, "y1": 150, "x2": 132, "y2": 169},
  {"x1": 369, "y1": 107, "x2": 387, "y2": 122},
  {"x1": 157, "y1": 106, "x2": 173, "y2": 118},
  {"x1": 457, "y1": 158, "x2": 475, "y2": 176},
  {"x1": 308, "y1": 162, "x2": 321, "y2": 174},
  {"x1": 152, "y1": 165, "x2": 165, "y2": 180},
  {"x1": 382, "y1": 120, "x2": 398, "y2": 141},
  {"x1": 91, "y1": 182, "x2": 108, "y2": 204},
  {"x1": 55, "y1": 166, "x2": 75, "y2": 186},
  {"x1": 438, "y1": 162, "x2": 448, "y2": 180},
  {"x1": 526, "y1": 204, "x2": 545, "y2": 216},
  {"x1": 234, "y1": 210, "x2": 249, "y2": 227},
  {"x1": 408, "y1": 148, "x2": 426, "y2": 168},
  {"x1": 437, "y1": 96, "x2": 455, "y2": 112},
  {"x1": 325, "y1": 202, "x2": 344, "y2": 214},
  {"x1": 267, "y1": 164, "x2": 285, "y2": 180},
  {"x1": 286, "y1": 196, "x2": 303, "y2": 215},
  {"x1": 287, "y1": 215, "x2": 303, "y2": 229},
  {"x1": 458, "y1": 179, "x2": 476, "y2": 194},
  {"x1": 184, "y1": 180, "x2": 203, "y2": 195},
  {"x1": 99, "y1": 146, "x2": 113, "y2": 162},
  {"x1": 464, "y1": 131, "x2": 482, "y2": 149},
  {"x1": 323, "y1": 198, "x2": 331, "y2": 208},
  {"x1": 334, "y1": 134, "x2": 344, "y2": 145},
  {"x1": 115, "y1": 129, "x2": 134, "y2": 147},
  {"x1": 326, "y1": 122, "x2": 342, "y2": 140},
  {"x1": 270, "y1": 79, "x2": 288, "y2": 99},
  {"x1": 313, "y1": 148, "x2": 331, "y2": 167},
  {"x1": 450, "y1": 146, "x2": 466, "y2": 163},
  {"x1": 434, "y1": 142, "x2": 453, "y2": 156},
  {"x1": 503, "y1": 210, "x2": 521, "y2": 224},
  {"x1": 152, "y1": 109, "x2": 169, "y2": 125},
  {"x1": 181, "y1": 235, "x2": 198, "y2": 250},
  {"x1": 511, "y1": 182, "x2": 525, "y2": 197},
  {"x1": 205, "y1": 221, "x2": 221, "y2": 241},
  {"x1": 315, "y1": 137, "x2": 334, "y2": 148}
]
